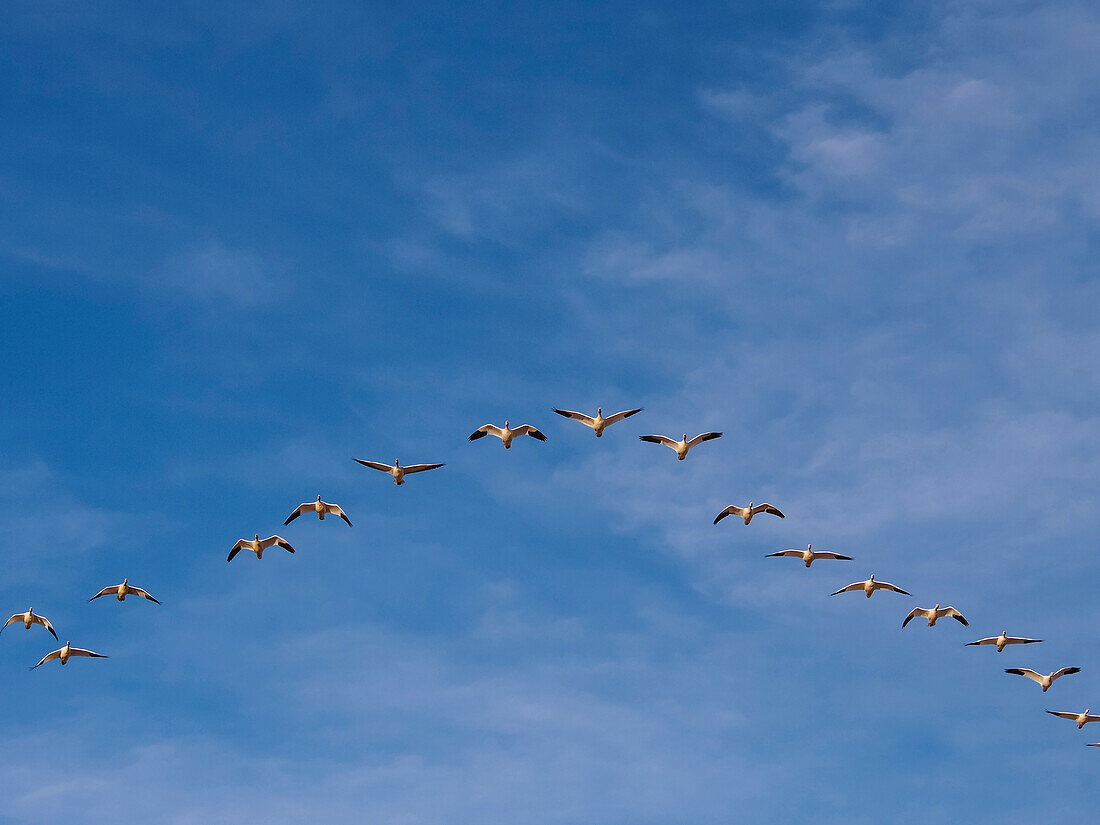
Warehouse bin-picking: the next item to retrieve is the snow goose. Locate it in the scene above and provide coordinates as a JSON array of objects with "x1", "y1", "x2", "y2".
[
  {"x1": 638, "y1": 432, "x2": 721, "y2": 460},
  {"x1": 353, "y1": 459, "x2": 445, "y2": 485},
  {"x1": 468, "y1": 421, "x2": 547, "y2": 448},
  {"x1": 1004, "y1": 667, "x2": 1080, "y2": 691},
  {"x1": 1047, "y1": 709, "x2": 1100, "y2": 729},
  {"x1": 227, "y1": 534, "x2": 295, "y2": 562},
  {"x1": 902, "y1": 604, "x2": 968, "y2": 627},
  {"x1": 32, "y1": 641, "x2": 107, "y2": 669},
  {"x1": 1, "y1": 608, "x2": 58, "y2": 640},
  {"x1": 553, "y1": 407, "x2": 642, "y2": 437},
  {"x1": 831, "y1": 574, "x2": 911, "y2": 598},
  {"x1": 714, "y1": 502, "x2": 785, "y2": 525},
  {"x1": 284, "y1": 495, "x2": 353, "y2": 526},
  {"x1": 965, "y1": 631, "x2": 1042, "y2": 652},
  {"x1": 89, "y1": 579, "x2": 160, "y2": 604},
  {"x1": 766, "y1": 544, "x2": 851, "y2": 568}
]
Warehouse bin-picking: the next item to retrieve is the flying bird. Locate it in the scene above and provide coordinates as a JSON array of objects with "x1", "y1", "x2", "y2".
[
  {"x1": 32, "y1": 641, "x2": 107, "y2": 669},
  {"x1": 284, "y1": 495, "x2": 353, "y2": 526},
  {"x1": 766, "y1": 544, "x2": 851, "y2": 568},
  {"x1": 1, "y1": 608, "x2": 58, "y2": 640},
  {"x1": 468, "y1": 421, "x2": 547, "y2": 448},
  {"x1": 831, "y1": 574, "x2": 911, "y2": 599},
  {"x1": 553, "y1": 407, "x2": 643, "y2": 437},
  {"x1": 1047, "y1": 709, "x2": 1100, "y2": 729},
  {"x1": 965, "y1": 631, "x2": 1042, "y2": 652},
  {"x1": 353, "y1": 459, "x2": 445, "y2": 485},
  {"x1": 227, "y1": 534, "x2": 295, "y2": 562},
  {"x1": 902, "y1": 604, "x2": 968, "y2": 628},
  {"x1": 1004, "y1": 667, "x2": 1080, "y2": 691},
  {"x1": 89, "y1": 579, "x2": 160, "y2": 604},
  {"x1": 638, "y1": 432, "x2": 722, "y2": 460},
  {"x1": 714, "y1": 502, "x2": 785, "y2": 525}
]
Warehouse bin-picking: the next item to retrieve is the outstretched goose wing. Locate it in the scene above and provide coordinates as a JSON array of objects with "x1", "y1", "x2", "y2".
[
  {"x1": 263, "y1": 536, "x2": 295, "y2": 554},
  {"x1": 402, "y1": 463, "x2": 446, "y2": 474},
  {"x1": 765, "y1": 550, "x2": 804, "y2": 558},
  {"x1": 686, "y1": 432, "x2": 723, "y2": 448},
  {"x1": 325, "y1": 503, "x2": 353, "y2": 527},
  {"x1": 227, "y1": 539, "x2": 248, "y2": 562},
  {"x1": 284, "y1": 503, "x2": 309, "y2": 525},
  {"x1": 0, "y1": 614, "x2": 20, "y2": 633},
  {"x1": 639, "y1": 434, "x2": 676, "y2": 448},
  {"x1": 874, "y1": 581, "x2": 911, "y2": 596},
  {"x1": 966, "y1": 637, "x2": 997, "y2": 646},
  {"x1": 1052, "y1": 667, "x2": 1082, "y2": 681},
  {"x1": 468, "y1": 425, "x2": 502, "y2": 441},
  {"x1": 902, "y1": 607, "x2": 926, "y2": 627},
  {"x1": 553, "y1": 409, "x2": 595, "y2": 426},
  {"x1": 35, "y1": 614, "x2": 59, "y2": 641},
  {"x1": 1047, "y1": 710, "x2": 1081, "y2": 721},
  {"x1": 604, "y1": 408, "x2": 643, "y2": 425},
  {"x1": 129, "y1": 587, "x2": 160, "y2": 605},
  {"x1": 753, "y1": 503, "x2": 785, "y2": 519},
  {"x1": 514, "y1": 425, "x2": 547, "y2": 441},
  {"x1": 354, "y1": 459, "x2": 393, "y2": 473},
  {"x1": 813, "y1": 552, "x2": 853, "y2": 561},
  {"x1": 67, "y1": 647, "x2": 107, "y2": 660},
  {"x1": 1005, "y1": 668, "x2": 1044, "y2": 684},
  {"x1": 1005, "y1": 636, "x2": 1043, "y2": 645},
  {"x1": 831, "y1": 581, "x2": 866, "y2": 596},
  {"x1": 31, "y1": 648, "x2": 62, "y2": 669},
  {"x1": 940, "y1": 607, "x2": 967, "y2": 626},
  {"x1": 88, "y1": 586, "x2": 116, "y2": 602},
  {"x1": 713, "y1": 506, "x2": 746, "y2": 524}
]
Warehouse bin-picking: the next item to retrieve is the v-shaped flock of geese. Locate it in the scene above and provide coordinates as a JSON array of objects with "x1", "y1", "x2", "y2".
[{"x1": 3, "y1": 405, "x2": 1092, "y2": 747}]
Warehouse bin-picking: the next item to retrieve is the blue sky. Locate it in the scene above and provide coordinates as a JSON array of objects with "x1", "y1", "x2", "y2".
[{"x1": 3, "y1": 0, "x2": 1100, "y2": 821}]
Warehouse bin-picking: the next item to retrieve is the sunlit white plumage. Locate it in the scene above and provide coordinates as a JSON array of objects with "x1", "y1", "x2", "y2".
[
  {"x1": 1004, "y1": 667, "x2": 1080, "y2": 692},
  {"x1": 1047, "y1": 709, "x2": 1100, "y2": 729},
  {"x1": 1, "y1": 608, "x2": 58, "y2": 640},
  {"x1": 553, "y1": 407, "x2": 642, "y2": 437},
  {"x1": 831, "y1": 574, "x2": 910, "y2": 599},
  {"x1": 227, "y1": 534, "x2": 295, "y2": 562},
  {"x1": 32, "y1": 641, "x2": 107, "y2": 669},
  {"x1": 638, "y1": 432, "x2": 722, "y2": 460},
  {"x1": 902, "y1": 604, "x2": 968, "y2": 628},
  {"x1": 765, "y1": 544, "x2": 851, "y2": 568},
  {"x1": 714, "y1": 501, "x2": 785, "y2": 525},
  {"x1": 965, "y1": 631, "x2": 1042, "y2": 652},
  {"x1": 468, "y1": 421, "x2": 547, "y2": 448},
  {"x1": 284, "y1": 495, "x2": 353, "y2": 525},
  {"x1": 353, "y1": 459, "x2": 445, "y2": 485},
  {"x1": 89, "y1": 579, "x2": 160, "y2": 604}
]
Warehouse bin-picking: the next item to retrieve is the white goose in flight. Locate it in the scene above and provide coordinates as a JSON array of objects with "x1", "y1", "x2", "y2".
[
  {"x1": 553, "y1": 407, "x2": 643, "y2": 437},
  {"x1": 468, "y1": 421, "x2": 547, "y2": 448},
  {"x1": 1004, "y1": 667, "x2": 1080, "y2": 691},
  {"x1": 284, "y1": 495, "x2": 353, "y2": 526},
  {"x1": 1047, "y1": 709, "x2": 1100, "y2": 729},
  {"x1": 638, "y1": 432, "x2": 722, "y2": 460},
  {"x1": 902, "y1": 604, "x2": 968, "y2": 628},
  {"x1": 965, "y1": 631, "x2": 1042, "y2": 652},
  {"x1": 227, "y1": 534, "x2": 295, "y2": 562},
  {"x1": 831, "y1": 574, "x2": 911, "y2": 598},
  {"x1": 89, "y1": 579, "x2": 160, "y2": 604},
  {"x1": 714, "y1": 502, "x2": 785, "y2": 525},
  {"x1": 32, "y1": 641, "x2": 107, "y2": 669},
  {"x1": 766, "y1": 544, "x2": 852, "y2": 567},
  {"x1": 1, "y1": 608, "x2": 58, "y2": 640},
  {"x1": 353, "y1": 459, "x2": 445, "y2": 485}
]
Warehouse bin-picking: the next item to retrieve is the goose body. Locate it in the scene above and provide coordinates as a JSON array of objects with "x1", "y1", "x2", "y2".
[
  {"x1": 285, "y1": 495, "x2": 353, "y2": 525},
  {"x1": 903, "y1": 604, "x2": 968, "y2": 628},
  {"x1": 1048, "y1": 709, "x2": 1100, "y2": 729},
  {"x1": 1005, "y1": 667, "x2": 1080, "y2": 691},
  {"x1": 638, "y1": 432, "x2": 722, "y2": 460},
  {"x1": 32, "y1": 641, "x2": 107, "y2": 669},
  {"x1": 966, "y1": 631, "x2": 1042, "y2": 652},
  {"x1": 469, "y1": 421, "x2": 547, "y2": 448},
  {"x1": 831, "y1": 574, "x2": 910, "y2": 599},
  {"x1": 353, "y1": 459, "x2": 445, "y2": 485},
  {"x1": 1, "y1": 608, "x2": 58, "y2": 640},
  {"x1": 228, "y1": 534, "x2": 295, "y2": 562},
  {"x1": 765, "y1": 544, "x2": 852, "y2": 568},
  {"x1": 553, "y1": 407, "x2": 642, "y2": 437},
  {"x1": 714, "y1": 501, "x2": 785, "y2": 525},
  {"x1": 89, "y1": 579, "x2": 160, "y2": 604}
]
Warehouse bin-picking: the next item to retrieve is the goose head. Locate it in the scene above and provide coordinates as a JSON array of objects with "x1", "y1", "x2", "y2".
[
  {"x1": 254, "y1": 533, "x2": 260, "y2": 541},
  {"x1": 394, "y1": 459, "x2": 400, "y2": 468},
  {"x1": 317, "y1": 495, "x2": 323, "y2": 502},
  {"x1": 596, "y1": 407, "x2": 603, "y2": 417},
  {"x1": 933, "y1": 604, "x2": 940, "y2": 612}
]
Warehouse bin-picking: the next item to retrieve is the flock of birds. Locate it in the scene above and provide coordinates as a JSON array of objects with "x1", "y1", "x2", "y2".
[{"x1": 4, "y1": 405, "x2": 1095, "y2": 745}]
